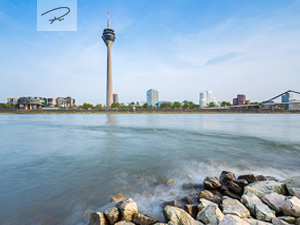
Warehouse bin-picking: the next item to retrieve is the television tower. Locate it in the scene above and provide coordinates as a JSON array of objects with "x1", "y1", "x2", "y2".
[{"x1": 102, "y1": 12, "x2": 116, "y2": 107}]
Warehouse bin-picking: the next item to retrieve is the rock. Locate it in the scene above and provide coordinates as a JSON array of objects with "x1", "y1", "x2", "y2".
[
  {"x1": 196, "y1": 204, "x2": 224, "y2": 225},
  {"x1": 272, "y1": 218, "x2": 290, "y2": 225},
  {"x1": 219, "y1": 185, "x2": 230, "y2": 194},
  {"x1": 233, "y1": 179, "x2": 248, "y2": 188},
  {"x1": 163, "y1": 205, "x2": 199, "y2": 225},
  {"x1": 115, "y1": 221, "x2": 135, "y2": 225},
  {"x1": 182, "y1": 183, "x2": 202, "y2": 189},
  {"x1": 111, "y1": 193, "x2": 127, "y2": 203},
  {"x1": 203, "y1": 177, "x2": 222, "y2": 190},
  {"x1": 281, "y1": 196, "x2": 300, "y2": 217},
  {"x1": 219, "y1": 171, "x2": 236, "y2": 185},
  {"x1": 256, "y1": 175, "x2": 268, "y2": 181},
  {"x1": 238, "y1": 174, "x2": 258, "y2": 184},
  {"x1": 166, "y1": 179, "x2": 176, "y2": 186},
  {"x1": 132, "y1": 213, "x2": 157, "y2": 225},
  {"x1": 229, "y1": 181, "x2": 243, "y2": 196},
  {"x1": 185, "y1": 188, "x2": 198, "y2": 196},
  {"x1": 295, "y1": 218, "x2": 300, "y2": 225},
  {"x1": 104, "y1": 207, "x2": 120, "y2": 224},
  {"x1": 153, "y1": 223, "x2": 168, "y2": 225},
  {"x1": 116, "y1": 198, "x2": 139, "y2": 221},
  {"x1": 223, "y1": 191, "x2": 241, "y2": 200},
  {"x1": 266, "y1": 176, "x2": 278, "y2": 182},
  {"x1": 243, "y1": 218, "x2": 272, "y2": 225},
  {"x1": 171, "y1": 191, "x2": 179, "y2": 196},
  {"x1": 219, "y1": 215, "x2": 249, "y2": 225},
  {"x1": 284, "y1": 176, "x2": 300, "y2": 198},
  {"x1": 241, "y1": 193, "x2": 276, "y2": 222},
  {"x1": 198, "y1": 198, "x2": 218, "y2": 211},
  {"x1": 261, "y1": 192, "x2": 286, "y2": 213},
  {"x1": 162, "y1": 200, "x2": 182, "y2": 209},
  {"x1": 244, "y1": 181, "x2": 287, "y2": 199},
  {"x1": 89, "y1": 212, "x2": 108, "y2": 225},
  {"x1": 277, "y1": 216, "x2": 296, "y2": 224},
  {"x1": 199, "y1": 190, "x2": 222, "y2": 204},
  {"x1": 179, "y1": 196, "x2": 193, "y2": 204},
  {"x1": 184, "y1": 204, "x2": 198, "y2": 218},
  {"x1": 222, "y1": 196, "x2": 250, "y2": 218}
]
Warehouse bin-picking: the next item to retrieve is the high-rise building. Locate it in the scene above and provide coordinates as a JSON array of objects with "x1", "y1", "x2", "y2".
[
  {"x1": 206, "y1": 91, "x2": 212, "y2": 104},
  {"x1": 199, "y1": 91, "x2": 216, "y2": 108},
  {"x1": 233, "y1": 94, "x2": 249, "y2": 105},
  {"x1": 113, "y1": 94, "x2": 119, "y2": 104},
  {"x1": 147, "y1": 89, "x2": 159, "y2": 106},
  {"x1": 282, "y1": 93, "x2": 293, "y2": 110},
  {"x1": 102, "y1": 12, "x2": 116, "y2": 107},
  {"x1": 199, "y1": 92, "x2": 206, "y2": 109}
]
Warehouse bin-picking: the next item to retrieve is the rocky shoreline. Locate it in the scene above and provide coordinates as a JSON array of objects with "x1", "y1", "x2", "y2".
[{"x1": 88, "y1": 172, "x2": 300, "y2": 225}]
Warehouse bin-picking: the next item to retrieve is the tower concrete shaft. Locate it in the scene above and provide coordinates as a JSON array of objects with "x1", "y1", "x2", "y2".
[{"x1": 102, "y1": 12, "x2": 116, "y2": 107}]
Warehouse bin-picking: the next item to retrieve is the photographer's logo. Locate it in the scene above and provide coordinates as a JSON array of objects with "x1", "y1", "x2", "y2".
[{"x1": 37, "y1": 0, "x2": 77, "y2": 31}]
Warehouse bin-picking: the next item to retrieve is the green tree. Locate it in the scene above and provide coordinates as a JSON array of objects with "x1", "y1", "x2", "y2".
[
  {"x1": 143, "y1": 103, "x2": 149, "y2": 108},
  {"x1": 208, "y1": 102, "x2": 217, "y2": 108},
  {"x1": 172, "y1": 101, "x2": 181, "y2": 109},
  {"x1": 160, "y1": 102, "x2": 172, "y2": 109},
  {"x1": 183, "y1": 101, "x2": 189, "y2": 109},
  {"x1": 221, "y1": 101, "x2": 232, "y2": 107},
  {"x1": 94, "y1": 104, "x2": 103, "y2": 109},
  {"x1": 82, "y1": 103, "x2": 94, "y2": 109}
]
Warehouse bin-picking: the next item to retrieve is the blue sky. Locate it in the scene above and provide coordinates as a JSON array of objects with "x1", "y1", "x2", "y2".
[{"x1": 1, "y1": 0, "x2": 300, "y2": 105}]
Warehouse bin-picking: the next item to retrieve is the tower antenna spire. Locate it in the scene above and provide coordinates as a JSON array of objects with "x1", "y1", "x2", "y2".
[{"x1": 107, "y1": 11, "x2": 110, "y2": 28}]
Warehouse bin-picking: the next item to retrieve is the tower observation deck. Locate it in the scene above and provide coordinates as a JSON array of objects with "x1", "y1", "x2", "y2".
[{"x1": 102, "y1": 12, "x2": 116, "y2": 107}]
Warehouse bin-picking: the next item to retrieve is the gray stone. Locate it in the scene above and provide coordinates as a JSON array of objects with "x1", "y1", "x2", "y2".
[
  {"x1": 132, "y1": 213, "x2": 157, "y2": 225},
  {"x1": 198, "y1": 198, "x2": 218, "y2": 212},
  {"x1": 241, "y1": 192, "x2": 276, "y2": 222},
  {"x1": 238, "y1": 174, "x2": 258, "y2": 184},
  {"x1": 116, "y1": 198, "x2": 139, "y2": 221},
  {"x1": 244, "y1": 181, "x2": 287, "y2": 199},
  {"x1": 199, "y1": 190, "x2": 222, "y2": 204},
  {"x1": 295, "y1": 217, "x2": 300, "y2": 225},
  {"x1": 243, "y1": 218, "x2": 272, "y2": 225},
  {"x1": 222, "y1": 196, "x2": 250, "y2": 218},
  {"x1": 89, "y1": 212, "x2": 108, "y2": 225},
  {"x1": 196, "y1": 204, "x2": 224, "y2": 225},
  {"x1": 163, "y1": 205, "x2": 199, "y2": 225},
  {"x1": 281, "y1": 196, "x2": 300, "y2": 217},
  {"x1": 184, "y1": 204, "x2": 198, "y2": 218},
  {"x1": 104, "y1": 207, "x2": 120, "y2": 225},
  {"x1": 261, "y1": 192, "x2": 286, "y2": 213},
  {"x1": 277, "y1": 216, "x2": 296, "y2": 224},
  {"x1": 111, "y1": 193, "x2": 127, "y2": 203},
  {"x1": 271, "y1": 218, "x2": 290, "y2": 225},
  {"x1": 284, "y1": 176, "x2": 300, "y2": 198},
  {"x1": 219, "y1": 215, "x2": 250, "y2": 225},
  {"x1": 203, "y1": 177, "x2": 222, "y2": 190},
  {"x1": 219, "y1": 171, "x2": 236, "y2": 185}
]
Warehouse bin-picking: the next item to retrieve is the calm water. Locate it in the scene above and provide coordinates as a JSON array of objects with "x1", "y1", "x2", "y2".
[{"x1": 0, "y1": 114, "x2": 300, "y2": 224}]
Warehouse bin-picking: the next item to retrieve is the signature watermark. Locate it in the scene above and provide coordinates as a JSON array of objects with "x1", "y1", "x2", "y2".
[{"x1": 37, "y1": 0, "x2": 77, "y2": 31}]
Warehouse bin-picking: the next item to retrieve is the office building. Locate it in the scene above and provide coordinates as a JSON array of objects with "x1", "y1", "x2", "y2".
[
  {"x1": 233, "y1": 94, "x2": 250, "y2": 105},
  {"x1": 113, "y1": 94, "x2": 119, "y2": 104},
  {"x1": 199, "y1": 91, "x2": 217, "y2": 108},
  {"x1": 147, "y1": 89, "x2": 159, "y2": 106}
]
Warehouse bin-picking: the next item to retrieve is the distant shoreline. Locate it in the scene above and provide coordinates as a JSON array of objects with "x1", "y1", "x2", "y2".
[{"x1": 0, "y1": 109, "x2": 299, "y2": 114}]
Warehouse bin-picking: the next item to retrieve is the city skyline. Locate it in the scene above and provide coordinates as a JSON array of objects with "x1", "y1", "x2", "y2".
[{"x1": 1, "y1": 0, "x2": 300, "y2": 104}]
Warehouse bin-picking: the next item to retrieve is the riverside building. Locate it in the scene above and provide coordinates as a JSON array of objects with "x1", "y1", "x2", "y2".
[
  {"x1": 199, "y1": 91, "x2": 217, "y2": 108},
  {"x1": 147, "y1": 89, "x2": 159, "y2": 106}
]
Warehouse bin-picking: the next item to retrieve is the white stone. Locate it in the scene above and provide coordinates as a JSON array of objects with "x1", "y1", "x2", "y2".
[
  {"x1": 262, "y1": 192, "x2": 286, "y2": 213},
  {"x1": 163, "y1": 206, "x2": 198, "y2": 225},
  {"x1": 219, "y1": 215, "x2": 250, "y2": 225},
  {"x1": 196, "y1": 204, "x2": 224, "y2": 225},
  {"x1": 281, "y1": 196, "x2": 300, "y2": 217}
]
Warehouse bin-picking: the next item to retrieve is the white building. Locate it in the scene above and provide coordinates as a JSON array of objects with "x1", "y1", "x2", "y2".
[
  {"x1": 199, "y1": 91, "x2": 217, "y2": 108},
  {"x1": 147, "y1": 89, "x2": 159, "y2": 106}
]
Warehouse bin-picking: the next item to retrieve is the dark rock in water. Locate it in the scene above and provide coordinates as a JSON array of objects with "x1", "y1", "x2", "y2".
[
  {"x1": 185, "y1": 188, "x2": 198, "y2": 196},
  {"x1": 182, "y1": 183, "x2": 203, "y2": 190},
  {"x1": 89, "y1": 212, "x2": 108, "y2": 225},
  {"x1": 237, "y1": 174, "x2": 258, "y2": 184},
  {"x1": 219, "y1": 171, "x2": 236, "y2": 185},
  {"x1": 229, "y1": 181, "x2": 243, "y2": 196},
  {"x1": 204, "y1": 177, "x2": 222, "y2": 190},
  {"x1": 179, "y1": 196, "x2": 193, "y2": 205},
  {"x1": 232, "y1": 179, "x2": 248, "y2": 188},
  {"x1": 162, "y1": 200, "x2": 182, "y2": 209},
  {"x1": 111, "y1": 193, "x2": 127, "y2": 203},
  {"x1": 199, "y1": 190, "x2": 222, "y2": 204},
  {"x1": 266, "y1": 176, "x2": 279, "y2": 182},
  {"x1": 184, "y1": 204, "x2": 198, "y2": 218},
  {"x1": 219, "y1": 185, "x2": 230, "y2": 194},
  {"x1": 104, "y1": 207, "x2": 120, "y2": 225},
  {"x1": 132, "y1": 213, "x2": 158, "y2": 225},
  {"x1": 166, "y1": 179, "x2": 176, "y2": 186},
  {"x1": 256, "y1": 175, "x2": 267, "y2": 181},
  {"x1": 223, "y1": 191, "x2": 240, "y2": 200}
]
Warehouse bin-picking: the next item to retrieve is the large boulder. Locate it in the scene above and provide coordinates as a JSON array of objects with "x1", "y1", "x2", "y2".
[
  {"x1": 162, "y1": 200, "x2": 182, "y2": 209},
  {"x1": 89, "y1": 212, "x2": 108, "y2": 225},
  {"x1": 271, "y1": 218, "x2": 290, "y2": 225},
  {"x1": 116, "y1": 198, "x2": 139, "y2": 221},
  {"x1": 229, "y1": 181, "x2": 243, "y2": 196},
  {"x1": 219, "y1": 215, "x2": 249, "y2": 225},
  {"x1": 115, "y1": 221, "x2": 135, "y2": 225},
  {"x1": 295, "y1": 217, "x2": 300, "y2": 225},
  {"x1": 238, "y1": 174, "x2": 258, "y2": 184},
  {"x1": 163, "y1": 205, "x2": 198, "y2": 225},
  {"x1": 243, "y1": 218, "x2": 272, "y2": 225},
  {"x1": 184, "y1": 204, "x2": 198, "y2": 218},
  {"x1": 198, "y1": 198, "x2": 218, "y2": 212},
  {"x1": 241, "y1": 193, "x2": 276, "y2": 222},
  {"x1": 203, "y1": 177, "x2": 222, "y2": 190},
  {"x1": 233, "y1": 179, "x2": 248, "y2": 188},
  {"x1": 196, "y1": 205, "x2": 224, "y2": 225},
  {"x1": 284, "y1": 176, "x2": 300, "y2": 198},
  {"x1": 277, "y1": 216, "x2": 296, "y2": 224},
  {"x1": 261, "y1": 192, "x2": 286, "y2": 213},
  {"x1": 281, "y1": 196, "x2": 300, "y2": 217},
  {"x1": 223, "y1": 190, "x2": 241, "y2": 200},
  {"x1": 111, "y1": 193, "x2": 127, "y2": 203},
  {"x1": 222, "y1": 196, "x2": 250, "y2": 218},
  {"x1": 182, "y1": 183, "x2": 202, "y2": 189},
  {"x1": 132, "y1": 213, "x2": 157, "y2": 225},
  {"x1": 244, "y1": 181, "x2": 287, "y2": 199},
  {"x1": 219, "y1": 171, "x2": 236, "y2": 185},
  {"x1": 199, "y1": 190, "x2": 222, "y2": 204},
  {"x1": 104, "y1": 207, "x2": 120, "y2": 224}
]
